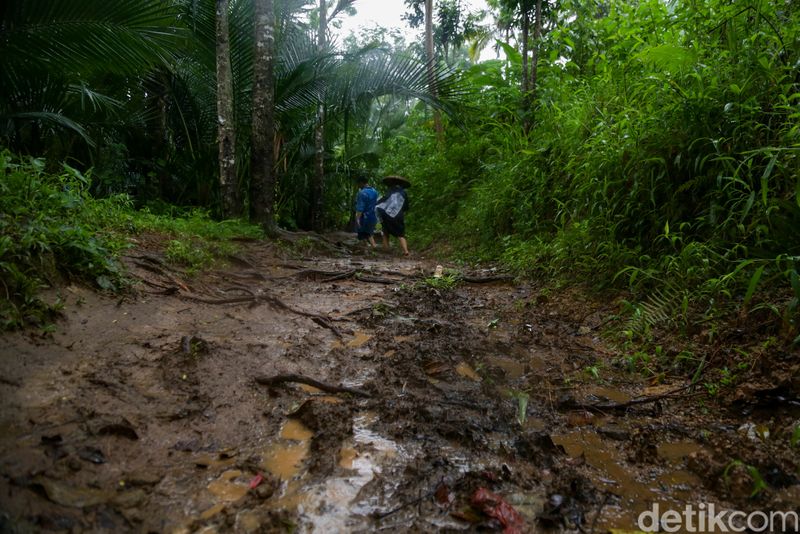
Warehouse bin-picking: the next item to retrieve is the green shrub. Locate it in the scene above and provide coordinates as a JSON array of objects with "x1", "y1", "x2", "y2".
[{"x1": 0, "y1": 151, "x2": 127, "y2": 328}]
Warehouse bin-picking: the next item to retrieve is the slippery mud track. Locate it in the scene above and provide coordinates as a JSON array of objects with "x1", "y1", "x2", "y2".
[{"x1": 1, "y1": 235, "x2": 799, "y2": 533}]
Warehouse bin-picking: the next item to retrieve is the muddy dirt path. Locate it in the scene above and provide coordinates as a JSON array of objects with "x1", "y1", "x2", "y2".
[{"x1": 1, "y1": 235, "x2": 798, "y2": 533}]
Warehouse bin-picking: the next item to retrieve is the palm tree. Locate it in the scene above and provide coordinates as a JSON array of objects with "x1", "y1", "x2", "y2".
[
  {"x1": 217, "y1": 0, "x2": 240, "y2": 217},
  {"x1": 425, "y1": 0, "x2": 444, "y2": 139},
  {"x1": 0, "y1": 0, "x2": 183, "y2": 158},
  {"x1": 250, "y1": 0, "x2": 278, "y2": 229},
  {"x1": 1, "y1": 0, "x2": 468, "y2": 230},
  {"x1": 310, "y1": 0, "x2": 328, "y2": 232}
]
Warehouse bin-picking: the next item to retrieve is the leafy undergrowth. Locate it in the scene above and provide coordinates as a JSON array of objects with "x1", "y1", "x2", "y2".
[{"x1": 0, "y1": 152, "x2": 262, "y2": 330}]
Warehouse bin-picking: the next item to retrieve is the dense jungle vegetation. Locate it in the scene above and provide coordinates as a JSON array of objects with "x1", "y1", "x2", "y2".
[{"x1": 1, "y1": 0, "x2": 798, "y2": 350}]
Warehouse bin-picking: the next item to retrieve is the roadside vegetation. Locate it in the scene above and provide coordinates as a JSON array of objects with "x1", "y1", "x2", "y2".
[
  {"x1": 382, "y1": 0, "x2": 800, "y2": 362},
  {"x1": 0, "y1": 152, "x2": 261, "y2": 329}
]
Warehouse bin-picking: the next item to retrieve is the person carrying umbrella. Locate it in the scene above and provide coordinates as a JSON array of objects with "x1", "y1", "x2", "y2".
[{"x1": 375, "y1": 175, "x2": 411, "y2": 256}]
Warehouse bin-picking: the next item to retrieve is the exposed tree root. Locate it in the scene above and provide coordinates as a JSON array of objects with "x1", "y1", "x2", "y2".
[
  {"x1": 254, "y1": 373, "x2": 371, "y2": 397},
  {"x1": 460, "y1": 274, "x2": 515, "y2": 284},
  {"x1": 559, "y1": 383, "x2": 700, "y2": 412},
  {"x1": 179, "y1": 291, "x2": 343, "y2": 338},
  {"x1": 294, "y1": 268, "x2": 405, "y2": 285}
]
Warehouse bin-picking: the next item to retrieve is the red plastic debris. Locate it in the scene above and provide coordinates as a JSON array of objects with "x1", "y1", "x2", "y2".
[
  {"x1": 249, "y1": 473, "x2": 264, "y2": 489},
  {"x1": 470, "y1": 487, "x2": 525, "y2": 534}
]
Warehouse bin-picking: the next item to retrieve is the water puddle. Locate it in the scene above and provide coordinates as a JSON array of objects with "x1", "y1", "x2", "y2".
[
  {"x1": 261, "y1": 420, "x2": 312, "y2": 481},
  {"x1": 268, "y1": 412, "x2": 407, "y2": 532},
  {"x1": 456, "y1": 362, "x2": 481, "y2": 381},
  {"x1": 197, "y1": 469, "x2": 251, "y2": 522},
  {"x1": 657, "y1": 441, "x2": 706, "y2": 462},
  {"x1": 338, "y1": 447, "x2": 358, "y2": 469},
  {"x1": 200, "y1": 502, "x2": 227, "y2": 521},
  {"x1": 553, "y1": 430, "x2": 710, "y2": 530},
  {"x1": 297, "y1": 383, "x2": 323, "y2": 394},
  {"x1": 207, "y1": 470, "x2": 249, "y2": 502},
  {"x1": 486, "y1": 355, "x2": 526, "y2": 379},
  {"x1": 346, "y1": 331, "x2": 372, "y2": 348},
  {"x1": 553, "y1": 430, "x2": 660, "y2": 528},
  {"x1": 194, "y1": 452, "x2": 237, "y2": 470},
  {"x1": 281, "y1": 419, "x2": 314, "y2": 441}
]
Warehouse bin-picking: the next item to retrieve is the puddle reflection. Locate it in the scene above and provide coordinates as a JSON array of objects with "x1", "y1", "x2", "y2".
[{"x1": 267, "y1": 412, "x2": 406, "y2": 532}]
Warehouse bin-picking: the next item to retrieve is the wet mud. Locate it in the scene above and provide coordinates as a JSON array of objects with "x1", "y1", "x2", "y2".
[{"x1": 1, "y1": 235, "x2": 798, "y2": 532}]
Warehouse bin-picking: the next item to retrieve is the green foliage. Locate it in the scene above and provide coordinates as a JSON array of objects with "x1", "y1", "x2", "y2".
[
  {"x1": 381, "y1": 0, "x2": 800, "y2": 344},
  {"x1": 505, "y1": 389, "x2": 529, "y2": 425},
  {"x1": 164, "y1": 239, "x2": 215, "y2": 273},
  {"x1": 420, "y1": 271, "x2": 461, "y2": 290},
  {"x1": 0, "y1": 151, "x2": 128, "y2": 328},
  {"x1": 0, "y1": 150, "x2": 265, "y2": 329},
  {"x1": 584, "y1": 365, "x2": 601, "y2": 381},
  {"x1": 723, "y1": 460, "x2": 769, "y2": 498},
  {"x1": 704, "y1": 363, "x2": 750, "y2": 396},
  {"x1": 135, "y1": 208, "x2": 263, "y2": 272},
  {"x1": 135, "y1": 207, "x2": 263, "y2": 242}
]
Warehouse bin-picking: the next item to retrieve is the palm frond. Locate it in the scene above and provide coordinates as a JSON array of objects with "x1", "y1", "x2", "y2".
[
  {"x1": 2, "y1": 0, "x2": 185, "y2": 77},
  {"x1": 9, "y1": 111, "x2": 95, "y2": 147},
  {"x1": 67, "y1": 84, "x2": 124, "y2": 115}
]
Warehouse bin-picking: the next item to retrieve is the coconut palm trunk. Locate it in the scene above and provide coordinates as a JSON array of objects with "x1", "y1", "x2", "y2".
[
  {"x1": 250, "y1": 0, "x2": 277, "y2": 230},
  {"x1": 425, "y1": 0, "x2": 443, "y2": 139},
  {"x1": 311, "y1": 0, "x2": 327, "y2": 232},
  {"x1": 216, "y1": 0, "x2": 239, "y2": 217}
]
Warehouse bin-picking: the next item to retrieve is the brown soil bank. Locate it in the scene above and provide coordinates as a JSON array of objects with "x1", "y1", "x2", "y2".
[{"x1": 1, "y1": 238, "x2": 798, "y2": 533}]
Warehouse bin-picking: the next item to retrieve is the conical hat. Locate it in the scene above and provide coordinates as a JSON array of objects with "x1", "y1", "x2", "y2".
[{"x1": 382, "y1": 175, "x2": 411, "y2": 188}]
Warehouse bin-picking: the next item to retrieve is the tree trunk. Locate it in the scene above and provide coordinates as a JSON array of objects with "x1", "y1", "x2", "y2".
[
  {"x1": 523, "y1": 0, "x2": 542, "y2": 133},
  {"x1": 530, "y1": 0, "x2": 543, "y2": 95},
  {"x1": 425, "y1": 0, "x2": 443, "y2": 140},
  {"x1": 311, "y1": 0, "x2": 327, "y2": 232},
  {"x1": 521, "y1": 5, "x2": 530, "y2": 95},
  {"x1": 250, "y1": 0, "x2": 277, "y2": 231},
  {"x1": 216, "y1": 0, "x2": 239, "y2": 217}
]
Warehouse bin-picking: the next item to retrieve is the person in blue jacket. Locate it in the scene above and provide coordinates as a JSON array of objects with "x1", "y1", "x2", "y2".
[{"x1": 354, "y1": 175, "x2": 379, "y2": 247}]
